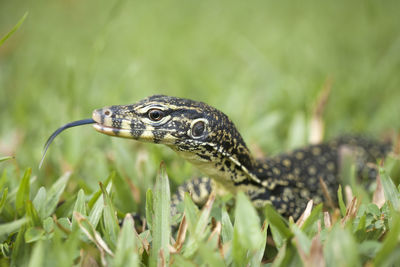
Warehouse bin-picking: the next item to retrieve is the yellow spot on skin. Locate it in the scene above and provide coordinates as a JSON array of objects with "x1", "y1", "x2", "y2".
[
  {"x1": 308, "y1": 166, "x2": 317, "y2": 175},
  {"x1": 295, "y1": 152, "x2": 304, "y2": 160},
  {"x1": 282, "y1": 159, "x2": 291, "y2": 167},
  {"x1": 300, "y1": 189, "x2": 309, "y2": 198},
  {"x1": 312, "y1": 147, "x2": 322, "y2": 156},
  {"x1": 327, "y1": 162, "x2": 335, "y2": 171},
  {"x1": 261, "y1": 180, "x2": 277, "y2": 189},
  {"x1": 273, "y1": 167, "x2": 281, "y2": 175}
]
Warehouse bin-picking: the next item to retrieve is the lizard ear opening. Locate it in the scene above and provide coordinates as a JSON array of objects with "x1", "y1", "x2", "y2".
[
  {"x1": 104, "y1": 109, "x2": 112, "y2": 117},
  {"x1": 190, "y1": 118, "x2": 208, "y2": 139}
]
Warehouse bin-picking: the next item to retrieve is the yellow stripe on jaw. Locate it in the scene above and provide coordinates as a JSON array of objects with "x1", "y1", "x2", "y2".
[
  {"x1": 92, "y1": 123, "x2": 178, "y2": 144},
  {"x1": 93, "y1": 124, "x2": 133, "y2": 138}
]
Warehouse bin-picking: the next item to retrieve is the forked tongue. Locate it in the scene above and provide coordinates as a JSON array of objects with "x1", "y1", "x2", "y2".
[{"x1": 39, "y1": 119, "x2": 96, "y2": 169}]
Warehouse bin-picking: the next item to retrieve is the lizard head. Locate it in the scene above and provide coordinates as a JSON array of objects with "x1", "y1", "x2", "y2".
[
  {"x1": 92, "y1": 95, "x2": 215, "y2": 146},
  {"x1": 41, "y1": 95, "x2": 260, "y2": 187}
]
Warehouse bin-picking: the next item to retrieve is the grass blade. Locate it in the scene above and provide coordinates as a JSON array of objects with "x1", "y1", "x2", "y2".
[
  {"x1": 0, "y1": 187, "x2": 8, "y2": 214},
  {"x1": 88, "y1": 194, "x2": 104, "y2": 228},
  {"x1": 337, "y1": 185, "x2": 346, "y2": 217},
  {"x1": 374, "y1": 211, "x2": 400, "y2": 266},
  {"x1": 0, "y1": 12, "x2": 28, "y2": 46},
  {"x1": 265, "y1": 204, "x2": 292, "y2": 240},
  {"x1": 181, "y1": 192, "x2": 202, "y2": 258},
  {"x1": 0, "y1": 156, "x2": 14, "y2": 163},
  {"x1": 145, "y1": 188, "x2": 154, "y2": 231},
  {"x1": 112, "y1": 172, "x2": 137, "y2": 213},
  {"x1": 221, "y1": 206, "x2": 233, "y2": 243},
  {"x1": 194, "y1": 192, "x2": 215, "y2": 239},
  {"x1": 0, "y1": 218, "x2": 27, "y2": 237},
  {"x1": 24, "y1": 227, "x2": 45, "y2": 243},
  {"x1": 28, "y1": 241, "x2": 44, "y2": 267},
  {"x1": 290, "y1": 223, "x2": 311, "y2": 255},
  {"x1": 88, "y1": 182, "x2": 111, "y2": 228},
  {"x1": 44, "y1": 172, "x2": 71, "y2": 218},
  {"x1": 379, "y1": 167, "x2": 400, "y2": 211},
  {"x1": 16, "y1": 168, "x2": 31, "y2": 216},
  {"x1": 74, "y1": 212, "x2": 114, "y2": 265},
  {"x1": 71, "y1": 189, "x2": 87, "y2": 230},
  {"x1": 234, "y1": 192, "x2": 262, "y2": 250},
  {"x1": 32, "y1": 187, "x2": 47, "y2": 219},
  {"x1": 150, "y1": 162, "x2": 171, "y2": 267},
  {"x1": 100, "y1": 182, "x2": 119, "y2": 248},
  {"x1": 232, "y1": 192, "x2": 263, "y2": 266},
  {"x1": 183, "y1": 192, "x2": 200, "y2": 234},
  {"x1": 197, "y1": 243, "x2": 225, "y2": 267},
  {"x1": 10, "y1": 225, "x2": 30, "y2": 266},
  {"x1": 114, "y1": 214, "x2": 139, "y2": 267},
  {"x1": 250, "y1": 221, "x2": 268, "y2": 267},
  {"x1": 300, "y1": 203, "x2": 323, "y2": 234},
  {"x1": 26, "y1": 201, "x2": 42, "y2": 227},
  {"x1": 324, "y1": 225, "x2": 360, "y2": 267}
]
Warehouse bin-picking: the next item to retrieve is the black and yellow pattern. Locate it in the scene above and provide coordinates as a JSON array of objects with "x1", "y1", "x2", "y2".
[{"x1": 89, "y1": 95, "x2": 392, "y2": 219}]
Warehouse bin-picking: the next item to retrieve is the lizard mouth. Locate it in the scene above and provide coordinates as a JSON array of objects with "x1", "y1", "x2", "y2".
[
  {"x1": 92, "y1": 108, "x2": 140, "y2": 138},
  {"x1": 91, "y1": 108, "x2": 175, "y2": 143}
]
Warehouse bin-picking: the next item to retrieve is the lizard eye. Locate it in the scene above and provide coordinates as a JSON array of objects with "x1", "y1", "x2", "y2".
[{"x1": 148, "y1": 109, "x2": 164, "y2": 121}]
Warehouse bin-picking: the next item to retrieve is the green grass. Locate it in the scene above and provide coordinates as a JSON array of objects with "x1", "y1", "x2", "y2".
[{"x1": 1, "y1": 0, "x2": 400, "y2": 266}]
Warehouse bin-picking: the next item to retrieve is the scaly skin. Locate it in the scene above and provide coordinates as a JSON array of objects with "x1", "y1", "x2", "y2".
[{"x1": 89, "y1": 95, "x2": 391, "y2": 218}]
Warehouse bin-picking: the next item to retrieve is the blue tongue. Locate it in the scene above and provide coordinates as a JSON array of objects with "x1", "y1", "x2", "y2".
[{"x1": 39, "y1": 118, "x2": 96, "y2": 169}]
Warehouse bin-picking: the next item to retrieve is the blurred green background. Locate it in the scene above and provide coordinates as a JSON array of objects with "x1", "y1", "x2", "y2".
[{"x1": 1, "y1": 0, "x2": 399, "y2": 204}]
